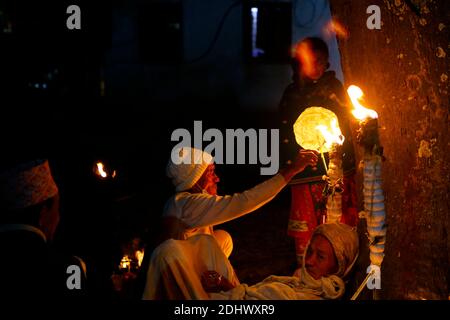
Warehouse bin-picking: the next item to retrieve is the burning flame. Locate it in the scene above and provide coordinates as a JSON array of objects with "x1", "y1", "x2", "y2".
[
  {"x1": 96, "y1": 162, "x2": 107, "y2": 178},
  {"x1": 119, "y1": 255, "x2": 131, "y2": 270},
  {"x1": 316, "y1": 118, "x2": 345, "y2": 150},
  {"x1": 347, "y1": 85, "x2": 378, "y2": 120},
  {"x1": 323, "y1": 18, "x2": 349, "y2": 40},
  {"x1": 294, "y1": 41, "x2": 318, "y2": 80},
  {"x1": 294, "y1": 107, "x2": 343, "y2": 153},
  {"x1": 135, "y1": 250, "x2": 144, "y2": 268},
  {"x1": 292, "y1": 40, "x2": 328, "y2": 80},
  {"x1": 95, "y1": 162, "x2": 117, "y2": 179}
]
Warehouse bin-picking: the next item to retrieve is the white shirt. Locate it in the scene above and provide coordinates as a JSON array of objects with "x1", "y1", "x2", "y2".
[{"x1": 163, "y1": 174, "x2": 287, "y2": 239}]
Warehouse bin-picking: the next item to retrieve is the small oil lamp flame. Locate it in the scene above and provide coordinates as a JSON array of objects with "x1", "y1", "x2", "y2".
[
  {"x1": 96, "y1": 162, "x2": 108, "y2": 178},
  {"x1": 119, "y1": 255, "x2": 131, "y2": 271},
  {"x1": 94, "y1": 161, "x2": 117, "y2": 179},
  {"x1": 135, "y1": 250, "x2": 144, "y2": 268},
  {"x1": 347, "y1": 85, "x2": 378, "y2": 120}
]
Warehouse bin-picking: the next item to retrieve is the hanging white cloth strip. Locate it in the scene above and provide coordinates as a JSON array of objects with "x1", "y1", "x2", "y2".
[{"x1": 363, "y1": 155, "x2": 386, "y2": 267}]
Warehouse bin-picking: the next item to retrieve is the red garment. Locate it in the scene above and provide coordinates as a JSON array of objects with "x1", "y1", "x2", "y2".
[
  {"x1": 287, "y1": 173, "x2": 358, "y2": 258},
  {"x1": 341, "y1": 173, "x2": 359, "y2": 227}
]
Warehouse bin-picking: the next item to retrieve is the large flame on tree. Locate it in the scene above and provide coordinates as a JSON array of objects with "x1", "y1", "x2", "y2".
[
  {"x1": 347, "y1": 85, "x2": 378, "y2": 120},
  {"x1": 293, "y1": 107, "x2": 344, "y2": 153}
]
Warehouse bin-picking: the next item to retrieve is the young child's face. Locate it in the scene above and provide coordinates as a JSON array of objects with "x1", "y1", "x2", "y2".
[{"x1": 296, "y1": 42, "x2": 328, "y2": 81}]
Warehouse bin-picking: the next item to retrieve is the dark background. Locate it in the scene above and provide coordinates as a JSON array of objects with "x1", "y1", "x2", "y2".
[
  {"x1": 0, "y1": 0, "x2": 300, "y2": 297},
  {"x1": 2, "y1": 0, "x2": 447, "y2": 301}
]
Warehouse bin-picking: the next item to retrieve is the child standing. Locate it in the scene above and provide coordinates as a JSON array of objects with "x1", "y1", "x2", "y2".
[{"x1": 279, "y1": 37, "x2": 358, "y2": 266}]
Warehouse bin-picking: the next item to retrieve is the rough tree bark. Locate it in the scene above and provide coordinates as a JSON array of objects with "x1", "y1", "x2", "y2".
[{"x1": 329, "y1": 0, "x2": 449, "y2": 299}]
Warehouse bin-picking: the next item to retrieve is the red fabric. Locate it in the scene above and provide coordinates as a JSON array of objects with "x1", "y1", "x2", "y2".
[
  {"x1": 341, "y1": 173, "x2": 359, "y2": 227},
  {"x1": 287, "y1": 173, "x2": 358, "y2": 257}
]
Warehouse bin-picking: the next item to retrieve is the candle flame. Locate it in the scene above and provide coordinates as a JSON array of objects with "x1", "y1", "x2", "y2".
[
  {"x1": 316, "y1": 118, "x2": 345, "y2": 150},
  {"x1": 135, "y1": 250, "x2": 144, "y2": 268},
  {"x1": 96, "y1": 162, "x2": 108, "y2": 178},
  {"x1": 347, "y1": 85, "x2": 378, "y2": 120}
]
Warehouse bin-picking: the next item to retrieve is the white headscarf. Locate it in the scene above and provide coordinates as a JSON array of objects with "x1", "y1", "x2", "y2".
[
  {"x1": 166, "y1": 147, "x2": 213, "y2": 192},
  {"x1": 307, "y1": 223, "x2": 359, "y2": 278}
]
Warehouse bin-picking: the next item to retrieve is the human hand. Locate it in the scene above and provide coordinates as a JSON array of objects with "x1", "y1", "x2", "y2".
[
  {"x1": 201, "y1": 270, "x2": 235, "y2": 293},
  {"x1": 292, "y1": 149, "x2": 319, "y2": 172},
  {"x1": 280, "y1": 150, "x2": 319, "y2": 182},
  {"x1": 201, "y1": 270, "x2": 222, "y2": 292}
]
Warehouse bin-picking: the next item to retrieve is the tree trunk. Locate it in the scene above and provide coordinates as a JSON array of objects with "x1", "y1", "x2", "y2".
[{"x1": 329, "y1": 0, "x2": 449, "y2": 299}]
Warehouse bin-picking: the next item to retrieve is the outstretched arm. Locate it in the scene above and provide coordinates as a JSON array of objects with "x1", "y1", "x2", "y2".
[
  {"x1": 279, "y1": 149, "x2": 319, "y2": 182},
  {"x1": 178, "y1": 150, "x2": 318, "y2": 229}
]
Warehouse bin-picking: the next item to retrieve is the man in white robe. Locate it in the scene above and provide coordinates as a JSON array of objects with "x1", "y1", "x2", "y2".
[
  {"x1": 162, "y1": 147, "x2": 319, "y2": 257},
  {"x1": 143, "y1": 223, "x2": 358, "y2": 300}
]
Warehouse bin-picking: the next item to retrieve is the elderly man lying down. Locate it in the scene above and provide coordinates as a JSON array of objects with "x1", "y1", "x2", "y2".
[{"x1": 143, "y1": 223, "x2": 358, "y2": 300}]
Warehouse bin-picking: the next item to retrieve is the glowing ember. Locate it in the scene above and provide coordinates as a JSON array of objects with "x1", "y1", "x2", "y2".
[
  {"x1": 347, "y1": 85, "x2": 378, "y2": 120},
  {"x1": 135, "y1": 250, "x2": 144, "y2": 268}
]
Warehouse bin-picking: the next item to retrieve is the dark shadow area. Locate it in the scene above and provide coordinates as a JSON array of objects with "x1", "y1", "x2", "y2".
[{"x1": 0, "y1": 0, "x2": 362, "y2": 299}]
